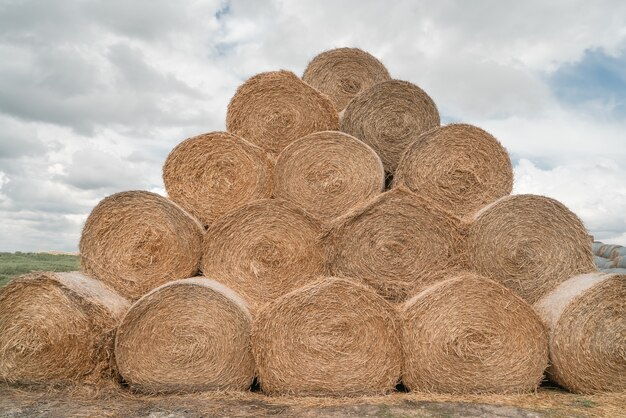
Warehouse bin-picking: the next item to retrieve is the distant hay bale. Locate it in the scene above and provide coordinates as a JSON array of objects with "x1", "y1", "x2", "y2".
[
  {"x1": 401, "y1": 272, "x2": 549, "y2": 394},
  {"x1": 115, "y1": 278, "x2": 254, "y2": 394},
  {"x1": 598, "y1": 244, "x2": 621, "y2": 258},
  {"x1": 252, "y1": 277, "x2": 401, "y2": 396},
  {"x1": 226, "y1": 70, "x2": 339, "y2": 155},
  {"x1": 273, "y1": 130, "x2": 385, "y2": 221},
  {"x1": 591, "y1": 242, "x2": 603, "y2": 256},
  {"x1": 340, "y1": 80, "x2": 440, "y2": 172},
  {"x1": 394, "y1": 124, "x2": 513, "y2": 218},
  {"x1": 80, "y1": 191, "x2": 204, "y2": 301},
  {"x1": 0, "y1": 272, "x2": 129, "y2": 385},
  {"x1": 463, "y1": 194, "x2": 595, "y2": 304},
  {"x1": 201, "y1": 199, "x2": 325, "y2": 311},
  {"x1": 163, "y1": 131, "x2": 273, "y2": 226},
  {"x1": 611, "y1": 246, "x2": 626, "y2": 259},
  {"x1": 302, "y1": 47, "x2": 391, "y2": 112},
  {"x1": 594, "y1": 256, "x2": 614, "y2": 269},
  {"x1": 535, "y1": 272, "x2": 626, "y2": 393},
  {"x1": 613, "y1": 256, "x2": 626, "y2": 268},
  {"x1": 324, "y1": 187, "x2": 462, "y2": 302}
]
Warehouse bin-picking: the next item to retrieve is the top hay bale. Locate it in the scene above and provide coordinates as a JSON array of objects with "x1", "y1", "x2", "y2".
[
  {"x1": 80, "y1": 191, "x2": 204, "y2": 301},
  {"x1": 302, "y1": 47, "x2": 391, "y2": 112},
  {"x1": 226, "y1": 70, "x2": 339, "y2": 156},
  {"x1": 394, "y1": 124, "x2": 513, "y2": 218},
  {"x1": 163, "y1": 131, "x2": 273, "y2": 226},
  {"x1": 340, "y1": 79, "x2": 440, "y2": 172},
  {"x1": 0, "y1": 272, "x2": 129, "y2": 385},
  {"x1": 535, "y1": 272, "x2": 626, "y2": 393},
  {"x1": 463, "y1": 194, "x2": 596, "y2": 304},
  {"x1": 273, "y1": 130, "x2": 384, "y2": 221}
]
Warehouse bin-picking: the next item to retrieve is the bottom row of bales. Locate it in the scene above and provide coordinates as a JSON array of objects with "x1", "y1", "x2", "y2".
[{"x1": 1, "y1": 270, "x2": 624, "y2": 395}]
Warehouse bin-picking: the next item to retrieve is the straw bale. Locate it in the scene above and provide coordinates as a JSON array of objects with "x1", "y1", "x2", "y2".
[
  {"x1": 273, "y1": 130, "x2": 384, "y2": 221},
  {"x1": 394, "y1": 124, "x2": 513, "y2": 218},
  {"x1": 302, "y1": 47, "x2": 391, "y2": 112},
  {"x1": 401, "y1": 272, "x2": 549, "y2": 394},
  {"x1": 115, "y1": 278, "x2": 254, "y2": 394},
  {"x1": 251, "y1": 277, "x2": 401, "y2": 396},
  {"x1": 163, "y1": 131, "x2": 273, "y2": 226},
  {"x1": 80, "y1": 191, "x2": 204, "y2": 301},
  {"x1": 226, "y1": 70, "x2": 339, "y2": 155},
  {"x1": 0, "y1": 272, "x2": 129, "y2": 385}
]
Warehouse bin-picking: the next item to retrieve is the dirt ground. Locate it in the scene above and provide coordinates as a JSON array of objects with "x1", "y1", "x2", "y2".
[{"x1": 1, "y1": 385, "x2": 625, "y2": 418}]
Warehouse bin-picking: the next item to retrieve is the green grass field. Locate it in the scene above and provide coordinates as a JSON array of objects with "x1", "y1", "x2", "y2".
[{"x1": 0, "y1": 252, "x2": 80, "y2": 288}]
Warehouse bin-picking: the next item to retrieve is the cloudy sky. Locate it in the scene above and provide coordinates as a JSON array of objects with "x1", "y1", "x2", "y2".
[{"x1": 0, "y1": 0, "x2": 625, "y2": 251}]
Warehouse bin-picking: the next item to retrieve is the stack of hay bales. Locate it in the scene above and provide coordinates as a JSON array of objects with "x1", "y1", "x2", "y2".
[{"x1": 1, "y1": 47, "x2": 623, "y2": 397}]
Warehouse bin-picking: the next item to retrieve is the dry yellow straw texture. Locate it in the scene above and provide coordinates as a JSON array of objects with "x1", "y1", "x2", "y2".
[
  {"x1": 80, "y1": 191, "x2": 204, "y2": 301},
  {"x1": 302, "y1": 47, "x2": 391, "y2": 112},
  {"x1": 0, "y1": 272, "x2": 129, "y2": 385},
  {"x1": 226, "y1": 70, "x2": 339, "y2": 155},
  {"x1": 115, "y1": 278, "x2": 254, "y2": 394},
  {"x1": 163, "y1": 131, "x2": 273, "y2": 227},
  {"x1": 273, "y1": 130, "x2": 384, "y2": 221},
  {"x1": 534, "y1": 272, "x2": 626, "y2": 394},
  {"x1": 463, "y1": 194, "x2": 595, "y2": 304},
  {"x1": 324, "y1": 187, "x2": 462, "y2": 302},
  {"x1": 201, "y1": 199, "x2": 324, "y2": 312},
  {"x1": 251, "y1": 277, "x2": 401, "y2": 396},
  {"x1": 394, "y1": 124, "x2": 513, "y2": 218},
  {"x1": 340, "y1": 80, "x2": 440, "y2": 172},
  {"x1": 401, "y1": 272, "x2": 549, "y2": 394}
]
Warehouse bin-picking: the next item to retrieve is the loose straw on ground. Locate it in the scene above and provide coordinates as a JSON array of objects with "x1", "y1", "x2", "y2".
[
  {"x1": 273, "y1": 130, "x2": 384, "y2": 221},
  {"x1": 163, "y1": 131, "x2": 273, "y2": 226},
  {"x1": 401, "y1": 272, "x2": 548, "y2": 394},
  {"x1": 226, "y1": 70, "x2": 339, "y2": 155},
  {"x1": 324, "y1": 187, "x2": 462, "y2": 302},
  {"x1": 115, "y1": 278, "x2": 254, "y2": 394},
  {"x1": 534, "y1": 272, "x2": 626, "y2": 394},
  {"x1": 302, "y1": 47, "x2": 391, "y2": 112},
  {"x1": 0, "y1": 272, "x2": 129, "y2": 385},
  {"x1": 463, "y1": 194, "x2": 595, "y2": 304},
  {"x1": 201, "y1": 199, "x2": 325, "y2": 312},
  {"x1": 340, "y1": 80, "x2": 440, "y2": 172},
  {"x1": 394, "y1": 124, "x2": 513, "y2": 218},
  {"x1": 252, "y1": 277, "x2": 401, "y2": 396},
  {"x1": 80, "y1": 191, "x2": 204, "y2": 301}
]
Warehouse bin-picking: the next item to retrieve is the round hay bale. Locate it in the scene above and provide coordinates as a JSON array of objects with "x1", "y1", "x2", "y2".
[
  {"x1": 591, "y1": 241, "x2": 603, "y2": 256},
  {"x1": 394, "y1": 124, "x2": 513, "y2": 218},
  {"x1": 614, "y1": 256, "x2": 626, "y2": 268},
  {"x1": 534, "y1": 272, "x2": 626, "y2": 393},
  {"x1": 273, "y1": 130, "x2": 384, "y2": 221},
  {"x1": 115, "y1": 278, "x2": 254, "y2": 394},
  {"x1": 201, "y1": 199, "x2": 325, "y2": 311},
  {"x1": 226, "y1": 70, "x2": 339, "y2": 155},
  {"x1": 340, "y1": 79, "x2": 440, "y2": 172},
  {"x1": 163, "y1": 131, "x2": 273, "y2": 226},
  {"x1": 324, "y1": 187, "x2": 463, "y2": 302},
  {"x1": 252, "y1": 277, "x2": 401, "y2": 396},
  {"x1": 599, "y1": 244, "x2": 621, "y2": 258},
  {"x1": 463, "y1": 194, "x2": 595, "y2": 304},
  {"x1": 302, "y1": 47, "x2": 391, "y2": 112},
  {"x1": 0, "y1": 272, "x2": 129, "y2": 385},
  {"x1": 594, "y1": 256, "x2": 614, "y2": 269},
  {"x1": 401, "y1": 272, "x2": 548, "y2": 394},
  {"x1": 611, "y1": 246, "x2": 626, "y2": 259},
  {"x1": 80, "y1": 191, "x2": 204, "y2": 301}
]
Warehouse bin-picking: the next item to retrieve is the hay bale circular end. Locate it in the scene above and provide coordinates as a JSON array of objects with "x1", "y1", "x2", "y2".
[
  {"x1": 0, "y1": 272, "x2": 129, "y2": 385},
  {"x1": 302, "y1": 47, "x2": 391, "y2": 112},
  {"x1": 535, "y1": 272, "x2": 626, "y2": 393},
  {"x1": 226, "y1": 70, "x2": 339, "y2": 155},
  {"x1": 252, "y1": 277, "x2": 401, "y2": 396},
  {"x1": 273, "y1": 130, "x2": 384, "y2": 221},
  {"x1": 163, "y1": 131, "x2": 273, "y2": 226},
  {"x1": 115, "y1": 278, "x2": 254, "y2": 394},
  {"x1": 340, "y1": 79, "x2": 440, "y2": 172},
  {"x1": 325, "y1": 188, "x2": 462, "y2": 302},
  {"x1": 395, "y1": 124, "x2": 513, "y2": 218},
  {"x1": 464, "y1": 194, "x2": 595, "y2": 304},
  {"x1": 201, "y1": 199, "x2": 325, "y2": 311},
  {"x1": 401, "y1": 272, "x2": 548, "y2": 394},
  {"x1": 80, "y1": 191, "x2": 204, "y2": 301}
]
